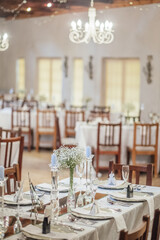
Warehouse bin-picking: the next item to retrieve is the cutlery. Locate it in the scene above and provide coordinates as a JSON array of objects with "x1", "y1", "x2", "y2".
[{"x1": 59, "y1": 221, "x2": 84, "y2": 231}]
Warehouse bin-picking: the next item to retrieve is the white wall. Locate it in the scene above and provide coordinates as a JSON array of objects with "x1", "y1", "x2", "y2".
[{"x1": 0, "y1": 4, "x2": 160, "y2": 120}]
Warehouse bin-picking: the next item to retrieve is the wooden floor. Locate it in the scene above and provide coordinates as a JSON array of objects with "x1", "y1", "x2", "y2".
[{"x1": 22, "y1": 149, "x2": 160, "y2": 191}]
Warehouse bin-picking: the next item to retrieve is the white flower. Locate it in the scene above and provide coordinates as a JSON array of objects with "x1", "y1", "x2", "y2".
[{"x1": 53, "y1": 146, "x2": 86, "y2": 169}]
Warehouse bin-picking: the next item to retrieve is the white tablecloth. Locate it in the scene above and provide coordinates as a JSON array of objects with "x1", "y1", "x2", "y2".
[{"x1": 4, "y1": 178, "x2": 160, "y2": 240}]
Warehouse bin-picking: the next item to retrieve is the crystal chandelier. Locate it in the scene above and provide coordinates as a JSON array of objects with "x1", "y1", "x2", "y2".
[
  {"x1": 0, "y1": 33, "x2": 9, "y2": 51},
  {"x1": 69, "y1": 0, "x2": 114, "y2": 44}
]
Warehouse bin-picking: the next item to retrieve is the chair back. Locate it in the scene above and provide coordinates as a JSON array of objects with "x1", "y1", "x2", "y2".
[
  {"x1": 22, "y1": 99, "x2": 38, "y2": 109},
  {"x1": 0, "y1": 127, "x2": 21, "y2": 138},
  {"x1": 89, "y1": 110, "x2": 110, "y2": 122},
  {"x1": 65, "y1": 110, "x2": 85, "y2": 137},
  {"x1": 151, "y1": 208, "x2": 160, "y2": 240},
  {"x1": 55, "y1": 117, "x2": 61, "y2": 148},
  {"x1": 5, "y1": 164, "x2": 20, "y2": 194},
  {"x1": 0, "y1": 136, "x2": 24, "y2": 179},
  {"x1": 37, "y1": 109, "x2": 56, "y2": 131},
  {"x1": 109, "y1": 161, "x2": 152, "y2": 186},
  {"x1": 11, "y1": 108, "x2": 31, "y2": 131},
  {"x1": 97, "y1": 122, "x2": 122, "y2": 149},
  {"x1": 133, "y1": 123, "x2": 158, "y2": 149},
  {"x1": 119, "y1": 215, "x2": 150, "y2": 240}
]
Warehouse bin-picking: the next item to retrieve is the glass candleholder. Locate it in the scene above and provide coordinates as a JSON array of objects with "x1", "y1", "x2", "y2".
[
  {"x1": 50, "y1": 166, "x2": 59, "y2": 223},
  {"x1": 84, "y1": 155, "x2": 94, "y2": 205}
]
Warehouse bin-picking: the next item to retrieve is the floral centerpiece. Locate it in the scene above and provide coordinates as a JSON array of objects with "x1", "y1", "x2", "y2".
[{"x1": 53, "y1": 146, "x2": 86, "y2": 191}]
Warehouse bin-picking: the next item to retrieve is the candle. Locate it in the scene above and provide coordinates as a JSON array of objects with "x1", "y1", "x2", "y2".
[
  {"x1": 0, "y1": 166, "x2": 4, "y2": 180},
  {"x1": 86, "y1": 146, "x2": 91, "y2": 158},
  {"x1": 51, "y1": 154, "x2": 57, "y2": 167}
]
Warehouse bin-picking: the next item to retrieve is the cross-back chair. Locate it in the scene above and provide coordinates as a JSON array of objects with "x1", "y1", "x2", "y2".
[
  {"x1": 11, "y1": 108, "x2": 32, "y2": 151},
  {"x1": 88, "y1": 110, "x2": 110, "y2": 122},
  {"x1": 127, "y1": 123, "x2": 159, "y2": 177},
  {"x1": 95, "y1": 122, "x2": 122, "y2": 174},
  {"x1": 0, "y1": 136, "x2": 24, "y2": 180},
  {"x1": 119, "y1": 215, "x2": 150, "y2": 240},
  {"x1": 22, "y1": 98, "x2": 39, "y2": 109},
  {"x1": 109, "y1": 161, "x2": 152, "y2": 186},
  {"x1": 0, "y1": 127, "x2": 21, "y2": 138},
  {"x1": 5, "y1": 164, "x2": 20, "y2": 194},
  {"x1": 65, "y1": 110, "x2": 85, "y2": 138},
  {"x1": 36, "y1": 109, "x2": 57, "y2": 151},
  {"x1": 151, "y1": 208, "x2": 160, "y2": 240}
]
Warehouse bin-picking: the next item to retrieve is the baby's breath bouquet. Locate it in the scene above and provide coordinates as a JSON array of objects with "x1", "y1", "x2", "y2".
[{"x1": 53, "y1": 146, "x2": 86, "y2": 191}]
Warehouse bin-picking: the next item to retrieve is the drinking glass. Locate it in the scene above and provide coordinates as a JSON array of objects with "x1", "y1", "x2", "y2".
[
  {"x1": 13, "y1": 181, "x2": 23, "y2": 234},
  {"x1": 122, "y1": 165, "x2": 129, "y2": 183},
  {"x1": 76, "y1": 162, "x2": 84, "y2": 207}
]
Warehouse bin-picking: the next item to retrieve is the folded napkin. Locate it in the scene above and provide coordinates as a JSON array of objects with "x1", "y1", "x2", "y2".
[{"x1": 110, "y1": 191, "x2": 153, "y2": 202}]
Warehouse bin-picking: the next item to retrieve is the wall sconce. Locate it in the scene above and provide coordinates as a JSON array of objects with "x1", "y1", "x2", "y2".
[
  {"x1": 89, "y1": 56, "x2": 93, "y2": 80},
  {"x1": 143, "y1": 55, "x2": 153, "y2": 84},
  {"x1": 64, "y1": 56, "x2": 68, "y2": 78}
]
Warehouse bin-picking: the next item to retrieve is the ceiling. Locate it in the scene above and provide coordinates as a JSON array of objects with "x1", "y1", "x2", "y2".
[{"x1": 0, "y1": 0, "x2": 160, "y2": 20}]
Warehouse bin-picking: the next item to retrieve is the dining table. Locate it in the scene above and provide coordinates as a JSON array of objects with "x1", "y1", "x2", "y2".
[
  {"x1": 75, "y1": 121, "x2": 160, "y2": 173},
  {"x1": 2, "y1": 177, "x2": 160, "y2": 240}
]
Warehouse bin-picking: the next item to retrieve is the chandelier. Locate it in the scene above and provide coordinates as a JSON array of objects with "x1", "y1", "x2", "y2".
[
  {"x1": 0, "y1": 33, "x2": 9, "y2": 51},
  {"x1": 69, "y1": 0, "x2": 114, "y2": 44}
]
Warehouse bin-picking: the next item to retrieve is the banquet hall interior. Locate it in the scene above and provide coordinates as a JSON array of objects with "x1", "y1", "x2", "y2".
[{"x1": 0, "y1": 0, "x2": 160, "y2": 239}]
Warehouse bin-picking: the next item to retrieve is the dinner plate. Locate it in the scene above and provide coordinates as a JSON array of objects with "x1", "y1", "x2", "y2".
[
  {"x1": 71, "y1": 206, "x2": 114, "y2": 220},
  {"x1": 4, "y1": 195, "x2": 32, "y2": 206},
  {"x1": 36, "y1": 183, "x2": 68, "y2": 193},
  {"x1": 110, "y1": 191, "x2": 152, "y2": 202},
  {"x1": 98, "y1": 181, "x2": 127, "y2": 190}
]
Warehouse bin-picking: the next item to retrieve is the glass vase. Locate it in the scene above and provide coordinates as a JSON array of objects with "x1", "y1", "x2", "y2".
[{"x1": 67, "y1": 167, "x2": 75, "y2": 212}]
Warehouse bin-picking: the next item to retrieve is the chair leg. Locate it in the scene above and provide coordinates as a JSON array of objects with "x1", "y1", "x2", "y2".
[
  {"x1": 28, "y1": 132, "x2": 31, "y2": 152},
  {"x1": 154, "y1": 153, "x2": 158, "y2": 177},
  {"x1": 53, "y1": 134, "x2": 56, "y2": 150}
]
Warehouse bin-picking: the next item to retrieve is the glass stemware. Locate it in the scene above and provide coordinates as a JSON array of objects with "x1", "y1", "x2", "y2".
[
  {"x1": 13, "y1": 181, "x2": 23, "y2": 234},
  {"x1": 90, "y1": 179, "x2": 99, "y2": 215},
  {"x1": 122, "y1": 165, "x2": 129, "y2": 183},
  {"x1": 76, "y1": 162, "x2": 85, "y2": 207}
]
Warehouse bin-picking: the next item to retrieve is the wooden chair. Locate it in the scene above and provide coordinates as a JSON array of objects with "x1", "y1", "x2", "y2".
[
  {"x1": 4, "y1": 164, "x2": 20, "y2": 194},
  {"x1": 56, "y1": 117, "x2": 77, "y2": 148},
  {"x1": 95, "y1": 122, "x2": 122, "y2": 174},
  {"x1": 0, "y1": 136, "x2": 24, "y2": 180},
  {"x1": 151, "y1": 208, "x2": 160, "y2": 240},
  {"x1": 127, "y1": 123, "x2": 159, "y2": 177},
  {"x1": 36, "y1": 109, "x2": 57, "y2": 151},
  {"x1": 0, "y1": 127, "x2": 21, "y2": 138},
  {"x1": 88, "y1": 110, "x2": 110, "y2": 122},
  {"x1": 65, "y1": 110, "x2": 85, "y2": 138},
  {"x1": 11, "y1": 108, "x2": 32, "y2": 151},
  {"x1": 21, "y1": 98, "x2": 39, "y2": 109},
  {"x1": 0, "y1": 95, "x2": 4, "y2": 109},
  {"x1": 109, "y1": 161, "x2": 152, "y2": 186},
  {"x1": 93, "y1": 105, "x2": 110, "y2": 112},
  {"x1": 119, "y1": 215, "x2": 150, "y2": 240}
]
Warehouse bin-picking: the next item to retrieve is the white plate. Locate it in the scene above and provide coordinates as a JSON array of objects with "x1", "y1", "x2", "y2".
[
  {"x1": 71, "y1": 206, "x2": 114, "y2": 220},
  {"x1": 4, "y1": 195, "x2": 32, "y2": 206},
  {"x1": 110, "y1": 191, "x2": 152, "y2": 202},
  {"x1": 98, "y1": 181, "x2": 127, "y2": 190},
  {"x1": 36, "y1": 183, "x2": 68, "y2": 193}
]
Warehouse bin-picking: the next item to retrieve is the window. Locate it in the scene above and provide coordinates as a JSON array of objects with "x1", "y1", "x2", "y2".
[
  {"x1": 72, "y1": 58, "x2": 84, "y2": 106},
  {"x1": 104, "y1": 58, "x2": 140, "y2": 114},
  {"x1": 38, "y1": 58, "x2": 62, "y2": 105},
  {"x1": 16, "y1": 58, "x2": 25, "y2": 97}
]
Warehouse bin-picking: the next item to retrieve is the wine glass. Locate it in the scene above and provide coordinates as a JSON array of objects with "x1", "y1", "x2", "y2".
[
  {"x1": 90, "y1": 179, "x2": 99, "y2": 215},
  {"x1": 122, "y1": 165, "x2": 129, "y2": 183},
  {"x1": 13, "y1": 181, "x2": 23, "y2": 234},
  {"x1": 76, "y1": 162, "x2": 85, "y2": 207}
]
